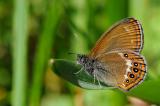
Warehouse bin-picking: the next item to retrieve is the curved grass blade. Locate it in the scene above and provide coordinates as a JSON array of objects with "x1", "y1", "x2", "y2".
[
  {"x1": 51, "y1": 59, "x2": 160, "y2": 105},
  {"x1": 51, "y1": 59, "x2": 112, "y2": 89}
]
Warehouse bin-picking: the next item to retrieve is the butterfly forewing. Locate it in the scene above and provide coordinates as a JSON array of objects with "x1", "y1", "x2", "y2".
[{"x1": 89, "y1": 18, "x2": 144, "y2": 58}]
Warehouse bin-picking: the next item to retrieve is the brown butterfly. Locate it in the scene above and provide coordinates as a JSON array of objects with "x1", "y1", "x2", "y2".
[{"x1": 77, "y1": 18, "x2": 147, "y2": 91}]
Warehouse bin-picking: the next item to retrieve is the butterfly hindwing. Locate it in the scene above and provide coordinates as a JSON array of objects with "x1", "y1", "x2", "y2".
[{"x1": 96, "y1": 50, "x2": 147, "y2": 91}]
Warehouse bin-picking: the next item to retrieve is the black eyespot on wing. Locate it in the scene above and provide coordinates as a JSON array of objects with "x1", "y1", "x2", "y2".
[
  {"x1": 129, "y1": 74, "x2": 135, "y2": 78},
  {"x1": 134, "y1": 62, "x2": 138, "y2": 67},
  {"x1": 124, "y1": 53, "x2": 128, "y2": 57},
  {"x1": 133, "y1": 68, "x2": 138, "y2": 73},
  {"x1": 126, "y1": 79, "x2": 129, "y2": 83}
]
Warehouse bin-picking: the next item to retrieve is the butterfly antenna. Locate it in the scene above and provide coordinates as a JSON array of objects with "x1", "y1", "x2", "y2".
[
  {"x1": 68, "y1": 52, "x2": 78, "y2": 55},
  {"x1": 93, "y1": 73, "x2": 96, "y2": 83},
  {"x1": 97, "y1": 79, "x2": 102, "y2": 88}
]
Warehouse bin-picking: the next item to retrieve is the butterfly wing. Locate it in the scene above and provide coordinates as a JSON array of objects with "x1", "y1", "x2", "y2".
[
  {"x1": 89, "y1": 18, "x2": 144, "y2": 58},
  {"x1": 95, "y1": 50, "x2": 147, "y2": 91}
]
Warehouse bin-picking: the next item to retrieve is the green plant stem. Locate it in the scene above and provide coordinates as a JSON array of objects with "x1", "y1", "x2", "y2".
[
  {"x1": 29, "y1": 1, "x2": 61, "y2": 106},
  {"x1": 12, "y1": 0, "x2": 29, "y2": 106},
  {"x1": 69, "y1": 0, "x2": 89, "y2": 53}
]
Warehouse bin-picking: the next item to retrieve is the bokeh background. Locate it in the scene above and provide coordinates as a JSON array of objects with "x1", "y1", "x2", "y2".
[{"x1": 0, "y1": 0, "x2": 160, "y2": 106}]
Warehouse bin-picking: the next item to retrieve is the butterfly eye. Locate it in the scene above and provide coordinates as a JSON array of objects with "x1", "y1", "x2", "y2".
[
  {"x1": 88, "y1": 62, "x2": 92, "y2": 65},
  {"x1": 90, "y1": 68, "x2": 94, "y2": 72},
  {"x1": 89, "y1": 68, "x2": 94, "y2": 74},
  {"x1": 92, "y1": 59, "x2": 95, "y2": 63}
]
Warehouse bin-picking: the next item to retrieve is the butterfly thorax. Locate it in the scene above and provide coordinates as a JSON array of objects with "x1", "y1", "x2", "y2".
[{"x1": 77, "y1": 54, "x2": 101, "y2": 76}]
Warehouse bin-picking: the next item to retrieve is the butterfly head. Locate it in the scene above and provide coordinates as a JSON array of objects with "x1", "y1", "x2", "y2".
[
  {"x1": 77, "y1": 54, "x2": 97, "y2": 75},
  {"x1": 77, "y1": 54, "x2": 89, "y2": 65}
]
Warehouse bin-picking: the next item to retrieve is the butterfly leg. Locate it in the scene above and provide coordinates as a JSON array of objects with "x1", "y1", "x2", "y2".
[
  {"x1": 93, "y1": 70, "x2": 101, "y2": 88},
  {"x1": 93, "y1": 72, "x2": 96, "y2": 83},
  {"x1": 95, "y1": 74, "x2": 102, "y2": 88},
  {"x1": 74, "y1": 67, "x2": 84, "y2": 74}
]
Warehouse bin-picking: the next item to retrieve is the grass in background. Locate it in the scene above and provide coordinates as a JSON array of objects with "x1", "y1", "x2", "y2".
[
  {"x1": 12, "y1": 0, "x2": 28, "y2": 105},
  {"x1": 29, "y1": 1, "x2": 62, "y2": 106},
  {"x1": 0, "y1": 0, "x2": 160, "y2": 106}
]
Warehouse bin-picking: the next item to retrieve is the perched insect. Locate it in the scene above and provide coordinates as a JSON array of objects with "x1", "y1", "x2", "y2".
[{"x1": 77, "y1": 18, "x2": 147, "y2": 91}]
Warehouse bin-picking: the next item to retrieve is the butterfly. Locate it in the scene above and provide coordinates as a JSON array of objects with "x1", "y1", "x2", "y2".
[{"x1": 76, "y1": 18, "x2": 147, "y2": 91}]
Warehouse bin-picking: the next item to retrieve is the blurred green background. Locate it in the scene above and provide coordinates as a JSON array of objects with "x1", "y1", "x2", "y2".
[{"x1": 0, "y1": 0, "x2": 160, "y2": 106}]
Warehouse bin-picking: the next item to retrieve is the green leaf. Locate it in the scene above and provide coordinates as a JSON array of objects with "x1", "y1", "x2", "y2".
[
  {"x1": 51, "y1": 59, "x2": 160, "y2": 105},
  {"x1": 128, "y1": 79, "x2": 160, "y2": 105},
  {"x1": 51, "y1": 59, "x2": 112, "y2": 89}
]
